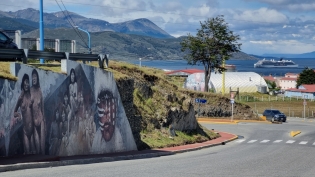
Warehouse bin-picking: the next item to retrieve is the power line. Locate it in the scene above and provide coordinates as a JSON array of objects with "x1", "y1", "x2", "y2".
[{"x1": 54, "y1": 0, "x2": 89, "y2": 49}]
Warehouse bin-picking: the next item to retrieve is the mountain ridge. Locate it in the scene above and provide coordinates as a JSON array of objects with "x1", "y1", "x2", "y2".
[
  {"x1": 22, "y1": 28, "x2": 257, "y2": 61},
  {"x1": 0, "y1": 8, "x2": 173, "y2": 38},
  {"x1": 262, "y1": 51, "x2": 315, "y2": 58}
]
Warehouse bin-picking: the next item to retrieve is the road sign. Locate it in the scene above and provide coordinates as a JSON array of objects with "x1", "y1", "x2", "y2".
[
  {"x1": 303, "y1": 100, "x2": 307, "y2": 106},
  {"x1": 195, "y1": 98, "x2": 207, "y2": 104},
  {"x1": 230, "y1": 99, "x2": 234, "y2": 104}
]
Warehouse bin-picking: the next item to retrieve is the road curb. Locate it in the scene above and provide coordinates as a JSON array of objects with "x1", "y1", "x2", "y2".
[
  {"x1": 172, "y1": 132, "x2": 238, "y2": 154},
  {"x1": 0, "y1": 132, "x2": 238, "y2": 173}
]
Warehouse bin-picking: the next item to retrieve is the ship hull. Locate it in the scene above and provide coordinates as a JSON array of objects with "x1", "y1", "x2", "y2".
[{"x1": 254, "y1": 64, "x2": 298, "y2": 68}]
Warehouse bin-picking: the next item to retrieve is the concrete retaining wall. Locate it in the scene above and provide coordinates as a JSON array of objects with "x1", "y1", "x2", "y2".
[{"x1": 0, "y1": 60, "x2": 137, "y2": 157}]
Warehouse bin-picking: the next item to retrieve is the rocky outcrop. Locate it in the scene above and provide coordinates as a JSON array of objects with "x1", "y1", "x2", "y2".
[
  {"x1": 164, "y1": 104, "x2": 198, "y2": 131},
  {"x1": 194, "y1": 97, "x2": 258, "y2": 120},
  {"x1": 114, "y1": 68, "x2": 258, "y2": 149}
]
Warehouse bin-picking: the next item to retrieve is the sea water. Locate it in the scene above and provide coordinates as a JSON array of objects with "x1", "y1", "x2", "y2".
[{"x1": 130, "y1": 58, "x2": 315, "y2": 76}]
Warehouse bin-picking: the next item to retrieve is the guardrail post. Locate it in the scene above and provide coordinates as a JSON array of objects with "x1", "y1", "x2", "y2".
[{"x1": 23, "y1": 49, "x2": 28, "y2": 64}]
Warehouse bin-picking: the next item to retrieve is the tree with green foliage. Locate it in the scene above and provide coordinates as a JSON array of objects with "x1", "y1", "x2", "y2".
[
  {"x1": 296, "y1": 67, "x2": 315, "y2": 88},
  {"x1": 180, "y1": 15, "x2": 241, "y2": 92}
]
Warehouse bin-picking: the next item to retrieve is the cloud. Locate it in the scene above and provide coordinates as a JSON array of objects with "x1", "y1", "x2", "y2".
[
  {"x1": 3, "y1": 0, "x2": 315, "y2": 55},
  {"x1": 245, "y1": 0, "x2": 315, "y2": 12},
  {"x1": 244, "y1": 39, "x2": 315, "y2": 54},
  {"x1": 232, "y1": 7, "x2": 288, "y2": 25}
]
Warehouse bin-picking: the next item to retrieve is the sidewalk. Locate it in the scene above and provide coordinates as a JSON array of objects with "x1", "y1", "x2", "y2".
[{"x1": 0, "y1": 131, "x2": 237, "y2": 172}]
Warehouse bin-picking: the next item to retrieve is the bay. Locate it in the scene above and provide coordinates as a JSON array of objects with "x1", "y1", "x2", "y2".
[{"x1": 130, "y1": 58, "x2": 315, "y2": 76}]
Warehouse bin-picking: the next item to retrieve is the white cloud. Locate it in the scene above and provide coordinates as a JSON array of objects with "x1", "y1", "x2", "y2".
[
  {"x1": 3, "y1": 0, "x2": 315, "y2": 54},
  {"x1": 245, "y1": 0, "x2": 315, "y2": 12},
  {"x1": 250, "y1": 41, "x2": 274, "y2": 45},
  {"x1": 233, "y1": 8, "x2": 288, "y2": 24},
  {"x1": 291, "y1": 34, "x2": 301, "y2": 37},
  {"x1": 244, "y1": 40, "x2": 315, "y2": 54}
]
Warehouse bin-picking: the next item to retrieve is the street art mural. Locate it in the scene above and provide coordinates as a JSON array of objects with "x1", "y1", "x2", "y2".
[{"x1": 0, "y1": 60, "x2": 137, "y2": 157}]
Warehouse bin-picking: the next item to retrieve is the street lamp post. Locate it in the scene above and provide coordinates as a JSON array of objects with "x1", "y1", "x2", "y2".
[
  {"x1": 75, "y1": 26, "x2": 91, "y2": 54},
  {"x1": 39, "y1": 0, "x2": 44, "y2": 64}
]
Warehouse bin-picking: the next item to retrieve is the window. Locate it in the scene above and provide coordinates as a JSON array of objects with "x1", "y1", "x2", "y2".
[{"x1": 0, "y1": 32, "x2": 9, "y2": 41}]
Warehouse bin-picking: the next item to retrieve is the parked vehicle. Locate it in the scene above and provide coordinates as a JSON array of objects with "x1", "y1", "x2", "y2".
[
  {"x1": 0, "y1": 31, "x2": 18, "y2": 49},
  {"x1": 263, "y1": 109, "x2": 287, "y2": 122}
]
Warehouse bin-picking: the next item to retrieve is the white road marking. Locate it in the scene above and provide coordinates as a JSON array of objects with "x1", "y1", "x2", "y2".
[
  {"x1": 260, "y1": 140, "x2": 270, "y2": 143},
  {"x1": 299, "y1": 141, "x2": 308, "y2": 145},
  {"x1": 286, "y1": 140, "x2": 295, "y2": 144},
  {"x1": 235, "y1": 139, "x2": 246, "y2": 143},
  {"x1": 247, "y1": 140, "x2": 257, "y2": 143},
  {"x1": 273, "y1": 140, "x2": 283, "y2": 143},
  {"x1": 313, "y1": 142, "x2": 315, "y2": 145}
]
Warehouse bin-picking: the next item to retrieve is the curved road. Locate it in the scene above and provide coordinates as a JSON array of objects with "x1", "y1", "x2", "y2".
[{"x1": 3, "y1": 118, "x2": 315, "y2": 177}]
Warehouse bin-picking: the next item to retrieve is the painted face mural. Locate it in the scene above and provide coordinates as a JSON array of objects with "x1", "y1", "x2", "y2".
[
  {"x1": 23, "y1": 77, "x2": 30, "y2": 92},
  {"x1": 97, "y1": 90, "x2": 117, "y2": 142},
  {"x1": 32, "y1": 73, "x2": 37, "y2": 86}
]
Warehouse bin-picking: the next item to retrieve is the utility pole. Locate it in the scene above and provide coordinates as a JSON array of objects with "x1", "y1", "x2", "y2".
[
  {"x1": 39, "y1": 0, "x2": 44, "y2": 63},
  {"x1": 222, "y1": 57, "x2": 225, "y2": 95}
]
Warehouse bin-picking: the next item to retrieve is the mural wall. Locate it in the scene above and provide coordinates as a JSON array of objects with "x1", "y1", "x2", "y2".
[{"x1": 0, "y1": 60, "x2": 137, "y2": 157}]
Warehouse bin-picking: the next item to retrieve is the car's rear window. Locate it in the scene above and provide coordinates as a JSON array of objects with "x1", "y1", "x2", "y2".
[{"x1": 271, "y1": 110, "x2": 281, "y2": 114}]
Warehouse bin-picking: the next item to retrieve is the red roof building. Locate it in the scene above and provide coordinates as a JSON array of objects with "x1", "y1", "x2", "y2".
[
  {"x1": 286, "y1": 84, "x2": 315, "y2": 93},
  {"x1": 285, "y1": 84, "x2": 315, "y2": 100},
  {"x1": 263, "y1": 75, "x2": 276, "y2": 82},
  {"x1": 165, "y1": 69, "x2": 204, "y2": 77}
]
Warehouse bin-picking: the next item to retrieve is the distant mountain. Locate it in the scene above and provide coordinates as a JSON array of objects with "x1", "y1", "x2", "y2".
[
  {"x1": 231, "y1": 51, "x2": 259, "y2": 60},
  {"x1": 0, "y1": 8, "x2": 173, "y2": 38},
  {"x1": 262, "y1": 51, "x2": 315, "y2": 58},
  {"x1": 22, "y1": 28, "x2": 256, "y2": 61},
  {"x1": 23, "y1": 28, "x2": 183, "y2": 60},
  {"x1": 0, "y1": 16, "x2": 36, "y2": 33}
]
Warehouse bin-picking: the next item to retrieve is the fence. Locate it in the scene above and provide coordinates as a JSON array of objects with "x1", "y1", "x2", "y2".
[
  {"x1": 2, "y1": 30, "x2": 76, "y2": 53},
  {"x1": 0, "y1": 48, "x2": 108, "y2": 69},
  {"x1": 239, "y1": 95, "x2": 315, "y2": 102}
]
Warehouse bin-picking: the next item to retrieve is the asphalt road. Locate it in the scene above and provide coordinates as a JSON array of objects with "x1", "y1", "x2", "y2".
[{"x1": 2, "y1": 118, "x2": 315, "y2": 177}]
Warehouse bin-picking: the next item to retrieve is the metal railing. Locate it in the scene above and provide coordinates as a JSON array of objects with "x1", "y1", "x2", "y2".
[{"x1": 0, "y1": 48, "x2": 108, "y2": 69}]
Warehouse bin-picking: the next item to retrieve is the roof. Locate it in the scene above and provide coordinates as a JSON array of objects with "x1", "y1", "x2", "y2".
[
  {"x1": 285, "y1": 73, "x2": 298, "y2": 76},
  {"x1": 185, "y1": 72, "x2": 268, "y2": 93},
  {"x1": 280, "y1": 77, "x2": 297, "y2": 81},
  {"x1": 165, "y1": 69, "x2": 204, "y2": 76},
  {"x1": 286, "y1": 84, "x2": 315, "y2": 93},
  {"x1": 263, "y1": 76, "x2": 276, "y2": 82}
]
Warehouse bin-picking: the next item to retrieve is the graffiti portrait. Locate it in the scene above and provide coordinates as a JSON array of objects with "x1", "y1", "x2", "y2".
[
  {"x1": 13, "y1": 74, "x2": 35, "y2": 154},
  {"x1": 91, "y1": 89, "x2": 124, "y2": 153},
  {"x1": 48, "y1": 107, "x2": 60, "y2": 155},
  {"x1": 30, "y1": 69, "x2": 46, "y2": 154},
  {"x1": 97, "y1": 90, "x2": 117, "y2": 141},
  {"x1": 1, "y1": 61, "x2": 136, "y2": 157}
]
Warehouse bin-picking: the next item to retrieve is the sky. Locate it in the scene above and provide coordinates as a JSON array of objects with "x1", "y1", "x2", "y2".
[{"x1": 3, "y1": 0, "x2": 315, "y2": 55}]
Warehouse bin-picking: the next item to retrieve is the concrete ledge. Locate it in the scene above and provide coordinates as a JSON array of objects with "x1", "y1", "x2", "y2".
[
  {"x1": 197, "y1": 118, "x2": 271, "y2": 124},
  {"x1": 290, "y1": 131, "x2": 301, "y2": 137}
]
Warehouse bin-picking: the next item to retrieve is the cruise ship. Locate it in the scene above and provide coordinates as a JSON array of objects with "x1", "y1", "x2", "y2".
[{"x1": 254, "y1": 58, "x2": 298, "y2": 68}]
